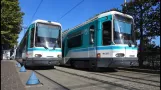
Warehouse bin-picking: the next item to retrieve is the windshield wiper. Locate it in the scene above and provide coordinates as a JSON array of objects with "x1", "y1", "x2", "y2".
[
  {"x1": 43, "y1": 45, "x2": 48, "y2": 50},
  {"x1": 121, "y1": 34, "x2": 132, "y2": 47},
  {"x1": 53, "y1": 38, "x2": 58, "y2": 50},
  {"x1": 53, "y1": 44, "x2": 56, "y2": 50},
  {"x1": 128, "y1": 41, "x2": 132, "y2": 47}
]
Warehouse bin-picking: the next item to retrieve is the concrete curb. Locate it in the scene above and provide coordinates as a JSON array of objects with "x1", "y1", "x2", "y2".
[{"x1": 117, "y1": 67, "x2": 160, "y2": 74}]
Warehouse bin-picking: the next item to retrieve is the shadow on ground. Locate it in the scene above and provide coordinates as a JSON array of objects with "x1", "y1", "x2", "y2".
[
  {"x1": 57, "y1": 65, "x2": 118, "y2": 73},
  {"x1": 25, "y1": 66, "x2": 56, "y2": 70}
]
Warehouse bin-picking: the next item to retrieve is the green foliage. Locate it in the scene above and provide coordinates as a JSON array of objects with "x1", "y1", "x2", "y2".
[
  {"x1": 122, "y1": 0, "x2": 160, "y2": 66},
  {"x1": 106, "y1": 8, "x2": 121, "y2": 12},
  {"x1": 122, "y1": 0, "x2": 160, "y2": 39},
  {"x1": 1, "y1": 0, "x2": 24, "y2": 48}
]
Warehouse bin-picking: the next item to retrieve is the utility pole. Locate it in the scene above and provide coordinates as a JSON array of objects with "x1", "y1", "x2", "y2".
[
  {"x1": 123, "y1": 0, "x2": 127, "y2": 14},
  {"x1": 124, "y1": 0, "x2": 127, "y2": 7}
]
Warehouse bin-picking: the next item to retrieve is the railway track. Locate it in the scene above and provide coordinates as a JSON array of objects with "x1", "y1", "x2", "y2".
[
  {"x1": 55, "y1": 69, "x2": 140, "y2": 90},
  {"x1": 116, "y1": 67, "x2": 160, "y2": 74},
  {"x1": 34, "y1": 70, "x2": 70, "y2": 90},
  {"x1": 34, "y1": 69, "x2": 128, "y2": 90},
  {"x1": 102, "y1": 69, "x2": 160, "y2": 83},
  {"x1": 56, "y1": 65, "x2": 160, "y2": 83},
  {"x1": 33, "y1": 66, "x2": 160, "y2": 90},
  {"x1": 91, "y1": 73, "x2": 159, "y2": 87},
  {"x1": 58, "y1": 66, "x2": 160, "y2": 89}
]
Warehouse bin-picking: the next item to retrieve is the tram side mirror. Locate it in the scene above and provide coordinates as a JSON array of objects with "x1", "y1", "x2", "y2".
[
  {"x1": 90, "y1": 38, "x2": 94, "y2": 44},
  {"x1": 134, "y1": 41, "x2": 137, "y2": 47},
  {"x1": 90, "y1": 34, "x2": 94, "y2": 44},
  {"x1": 90, "y1": 29, "x2": 94, "y2": 44}
]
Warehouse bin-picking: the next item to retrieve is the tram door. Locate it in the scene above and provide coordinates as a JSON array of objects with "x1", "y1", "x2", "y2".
[{"x1": 88, "y1": 25, "x2": 96, "y2": 58}]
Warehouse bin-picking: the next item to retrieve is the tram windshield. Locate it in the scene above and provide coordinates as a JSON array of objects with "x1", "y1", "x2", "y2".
[
  {"x1": 113, "y1": 14, "x2": 135, "y2": 44},
  {"x1": 35, "y1": 23, "x2": 61, "y2": 48}
]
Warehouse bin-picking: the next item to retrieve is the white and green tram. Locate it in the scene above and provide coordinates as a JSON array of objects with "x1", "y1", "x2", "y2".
[
  {"x1": 16, "y1": 19, "x2": 62, "y2": 67},
  {"x1": 62, "y1": 11, "x2": 138, "y2": 69}
]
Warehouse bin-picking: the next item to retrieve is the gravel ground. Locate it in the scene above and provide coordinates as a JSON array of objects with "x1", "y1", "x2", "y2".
[
  {"x1": 35, "y1": 69, "x2": 129, "y2": 90},
  {"x1": 55, "y1": 66, "x2": 160, "y2": 90}
]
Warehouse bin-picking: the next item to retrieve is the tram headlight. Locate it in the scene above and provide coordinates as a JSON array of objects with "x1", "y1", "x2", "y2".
[
  {"x1": 35, "y1": 54, "x2": 42, "y2": 57},
  {"x1": 57, "y1": 54, "x2": 61, "y2": 58},
  {"x1": 115, "y1": 53, "x2": 124, "y2": 57},
  {"x1": 97, "y1": 53, "x2": 101, "y2": 58}
]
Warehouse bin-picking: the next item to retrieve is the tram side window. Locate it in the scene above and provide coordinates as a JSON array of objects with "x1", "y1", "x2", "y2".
[
  {"x1": 89, "y1": 25, "x2": 95, "y2": 44},
  {"x1": 22, "y1": 37, "x2": 27, "y2": 53},
  {"x1": 67, "y1": 35, "x2": 82, "y2": 48},
  {"x1": 25, "y1": 30, "x2": 29, "y2": 48},
  {"x1": 19, "y1": 37, "x2": 26, "y2": 54},
  {"x1": 102, "y1": 21, "x2": 111, "y2": 45},
  {"x1": 30, "y1": 27, "x2": 35, "y2": 47}
]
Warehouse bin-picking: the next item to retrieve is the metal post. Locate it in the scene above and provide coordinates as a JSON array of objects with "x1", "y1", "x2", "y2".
[{"x1": 124, "y1": 0, "x2": 126, "y2": 7}]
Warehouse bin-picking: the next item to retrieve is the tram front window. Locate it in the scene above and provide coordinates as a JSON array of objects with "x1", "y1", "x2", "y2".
[
  {"x1": 113, "y1": 14, "x2": 135, "y2": 45},
  {"x1": 35, "y1": 23, "x2": 61, "y2": 48}
]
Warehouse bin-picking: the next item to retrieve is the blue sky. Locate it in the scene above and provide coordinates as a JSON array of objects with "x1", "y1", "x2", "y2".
[{"x1": 18, "y1": 0, "x2": 160, "y2": 46}]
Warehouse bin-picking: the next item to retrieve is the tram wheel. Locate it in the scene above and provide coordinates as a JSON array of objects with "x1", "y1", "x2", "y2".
[
  {"x1": 22, "y1": 61, "x2": 29, "y2": 69},
  {"x1": 48, "y1": 66, "x2": 55, "y2": 69},
  {"x1": 89, "y1": 66, "x2": 99, "y2": 72},
  {"x1": 71, "y1": 61, "x2": 75, "y2": 68}
]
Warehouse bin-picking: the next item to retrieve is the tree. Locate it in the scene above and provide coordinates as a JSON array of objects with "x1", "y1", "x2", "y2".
[
  {"x1": 1, "y1": 0, "x2": 24, "y2": 49},
  {"x1": 122, "y1": 0, "x2": 160, "y2": 67}
]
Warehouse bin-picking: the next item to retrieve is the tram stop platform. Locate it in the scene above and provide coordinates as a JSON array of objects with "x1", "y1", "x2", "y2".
[{"x1": 1, "y1": 60, "x2": 26, "y2": 90}]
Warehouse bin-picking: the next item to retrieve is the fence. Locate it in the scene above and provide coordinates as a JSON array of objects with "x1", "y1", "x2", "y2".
[{"x1": 138, "y1": 51, "x2": 160, "y2": 70}]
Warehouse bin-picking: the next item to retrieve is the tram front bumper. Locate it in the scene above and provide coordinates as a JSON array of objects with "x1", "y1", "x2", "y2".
[
  {"x1": 109, "y1": 58, "x2": 138, "y2": 67},
  {"x1": 97, "y1": 58, "x2": 138, "y2": 68},
  {"x1": 24, "y1": 58, "x2": 62, "y2": 66}
]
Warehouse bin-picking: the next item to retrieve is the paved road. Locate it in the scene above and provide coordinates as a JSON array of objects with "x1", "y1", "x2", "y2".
[{"x1": 1, "y1": 60, "x2": 26, "y2": 90}]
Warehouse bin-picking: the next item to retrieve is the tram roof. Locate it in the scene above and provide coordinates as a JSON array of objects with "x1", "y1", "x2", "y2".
[
  {"x1": 62, "y1": 11, "x2": 133, "y2": 37},
  {"x1": 32, "y1": 19, "x2": 62, "y2": 27}
]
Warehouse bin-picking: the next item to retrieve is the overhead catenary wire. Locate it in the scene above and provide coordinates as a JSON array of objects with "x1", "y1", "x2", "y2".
[
  {"x1": 24, "y1": 0, "x2": 43, "y2": 35},
  {"x1": 23, "y1": 0, "x2": 43, "y2": 37},
  {"x1": 30, "y1": 0, "x2": 44, "y2": 23},
  {"x1": 56, "y1": 0, "x2": 84, "y2": 22}
]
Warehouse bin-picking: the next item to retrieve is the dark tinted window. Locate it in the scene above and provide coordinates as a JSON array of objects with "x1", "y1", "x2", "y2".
[
  {"x1": 102, "y1": 21, "x2": 111, "y2": 45},
  {"x1": 67, "y1": 34, "x2": 82, "y2": 48},
  {"x1": 19, "y1": 36, "x2": 26, "y2": 53},
  {"x1": 30, "y1": 26, "x2": 35, "y2": 47},
  {"x1": 22, "y1": 37, "x2": 27, "y2": 52}
]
